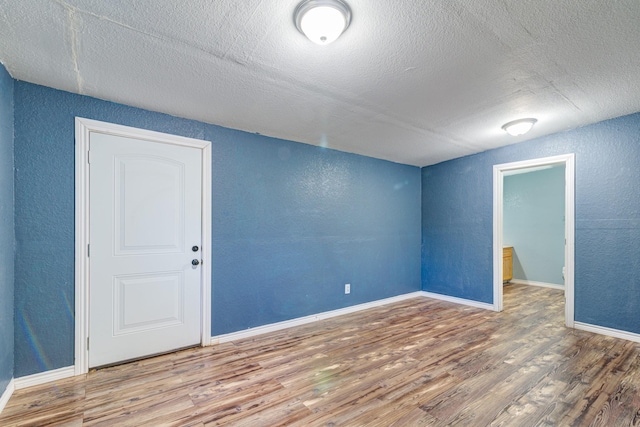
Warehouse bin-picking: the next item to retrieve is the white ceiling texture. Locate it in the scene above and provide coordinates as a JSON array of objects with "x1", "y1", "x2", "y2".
[{"x1": 1, "y1": 0, "x2": 640, "y2": 167}]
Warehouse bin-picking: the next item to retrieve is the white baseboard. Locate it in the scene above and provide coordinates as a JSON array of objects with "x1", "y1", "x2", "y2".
[
  {"x1": 419, "y1": 291, "x2": 495, "y2": 311},
  {"x1": 211, "y1": 291, "x2": 425, "y2": 344},
  {"x1": 510, "y1": 280, "x2": 564, "y2": 290},
  {"x1": 0, "y1": 378, "x2": 15, "y2": 414},
  {"x1": 14, "y1": 366, "x2": 75, "y2": 390},
  {"x1": 211, "y1": 290, "x2": 498, "y2": 344},
  {"x1": 574, "y1": 322, "x2": 640, "y2": 343}
]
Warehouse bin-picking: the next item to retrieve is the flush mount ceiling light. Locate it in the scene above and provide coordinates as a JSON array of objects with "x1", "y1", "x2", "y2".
[
  {"x1": 294, "y1": 0, "x2": 352, "y2": 45},
  {"x1": 501, "y1": 118, "x2": 538, "y2": 136}
]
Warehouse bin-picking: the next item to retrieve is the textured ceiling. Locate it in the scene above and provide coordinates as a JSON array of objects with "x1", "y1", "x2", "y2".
[{"x1": 1, "y1": 0, "x2": 640, "y2": 166}]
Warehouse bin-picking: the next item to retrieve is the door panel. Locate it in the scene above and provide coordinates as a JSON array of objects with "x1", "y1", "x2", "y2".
[
  {"x1": 89, "y1": 132, "x2": 202, "y2": 368},
  {"x1": 113, "y1": 272, "x2": 185, "y2": 335},
  {"x1": 114, "y1": 155, "x2": 185, "y2": 254}
]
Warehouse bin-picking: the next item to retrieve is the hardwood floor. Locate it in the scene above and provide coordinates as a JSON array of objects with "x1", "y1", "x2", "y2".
[{"x1": 3, "y1": 283, "x2": 640, "y2": 426}]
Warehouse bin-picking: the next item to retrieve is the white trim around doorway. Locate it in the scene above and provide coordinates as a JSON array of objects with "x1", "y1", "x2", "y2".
[
  {"x1": 74, "y1": 117, "x2": 212, "y2": 376},
  {"x1": 492, "y1": 154, "x2": 575, "y2": 327}
]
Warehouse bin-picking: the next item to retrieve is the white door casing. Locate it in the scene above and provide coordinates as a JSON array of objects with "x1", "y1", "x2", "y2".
[
  {"x1": 492, "y1": 153, "x2": 575, "y2": 327},
  {"x1": 75, "y1": 118, "x2": 212, "y2": 374}
]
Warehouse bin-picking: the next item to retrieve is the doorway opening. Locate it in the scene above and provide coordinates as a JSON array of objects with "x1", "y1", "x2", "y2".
[{"x1": 492, "y1": 154, "x2": 575, "y2": 327}]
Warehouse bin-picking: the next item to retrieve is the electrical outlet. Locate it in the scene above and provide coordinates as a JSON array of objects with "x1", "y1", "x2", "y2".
[{"x1": 345, "y1": 284, "x2": 351, "y2": 294}]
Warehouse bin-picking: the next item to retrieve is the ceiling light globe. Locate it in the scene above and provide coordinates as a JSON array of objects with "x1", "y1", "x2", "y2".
[
  {"x1": 502, "y1": 118, "x2": 537, "y2": 136},
  {"x1": 295, "y1": 0, "x2": 351, "y2": 45},
  {"x1": 300, "y1": 6, "x2": 346, "y2": 44}
]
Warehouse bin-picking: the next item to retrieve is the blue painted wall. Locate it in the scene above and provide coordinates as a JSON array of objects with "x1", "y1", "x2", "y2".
[
  {"x1": 0, "y1": 65, "x2": 14, "y2": 397},
  {"x1": 211, "y1": 128, "x2": 420, "y2": 333},
  {"x1": 422, "y1": 112, "x2": 640, "y2": 334},
  {"x1": 13, "y1": 82, "x2": 421, "y2": 376},
  {"x1": 504, "y1": 166, "x2": 565, "y2": 285}
]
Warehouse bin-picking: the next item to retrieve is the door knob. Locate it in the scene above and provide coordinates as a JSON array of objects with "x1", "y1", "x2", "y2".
[
  {"x1": 192, "y1": 259, "x2": 200, "y2": 266},
  {"x1": 192, "y1": 245, "x2": 199, "y2": 252}
]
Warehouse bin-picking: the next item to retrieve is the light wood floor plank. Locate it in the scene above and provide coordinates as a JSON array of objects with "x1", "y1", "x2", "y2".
[{"x1": 2, "y1": 283, "x2": 640, "y2": 426}]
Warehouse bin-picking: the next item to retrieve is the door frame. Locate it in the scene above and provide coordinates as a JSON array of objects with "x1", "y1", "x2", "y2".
[
  {"x1": 74, "y1": 117, "x2": 212, "y2": 375},
  {"x1": 492, "y1": 153, "x2": 575, "y2": 327}
]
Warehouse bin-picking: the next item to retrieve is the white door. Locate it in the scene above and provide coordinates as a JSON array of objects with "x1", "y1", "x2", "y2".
[{"x1": 88, "y1": 132, "x2": 202, "y2": 367}]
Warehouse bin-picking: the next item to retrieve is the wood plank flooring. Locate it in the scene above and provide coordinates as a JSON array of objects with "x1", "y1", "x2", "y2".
[{"x1": 3, "y1": 283, "x2": 640, "y2": 426}]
